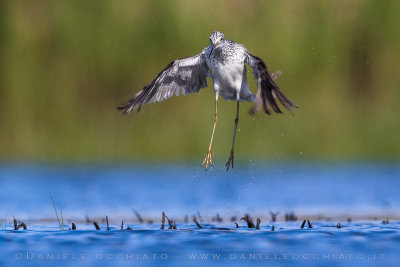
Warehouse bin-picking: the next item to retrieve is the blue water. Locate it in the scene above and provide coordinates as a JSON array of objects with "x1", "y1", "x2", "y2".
[{"x1": 0, "y1": 162, "x2": 399, "y2": 267}]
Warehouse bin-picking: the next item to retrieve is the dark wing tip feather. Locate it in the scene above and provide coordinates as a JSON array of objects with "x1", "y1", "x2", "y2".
[
  {"x1": 117, "y1": 64, "x2": 170, "y2": 115},
  {"x1": 261, "y1": 77, "x2": 283, "y2": 114},
  {"x1": 117, "y1": 92, "x2": 144, "y2": 114},
  {"x1": 248, "y1": 54, "x2": 298, "y2": 115},
  {"x1": 117, "y1": 60, "x2": 176, "y2": 115},
  {"x1": 117, "y1": 101, "x2": 135, "y2": 114}
]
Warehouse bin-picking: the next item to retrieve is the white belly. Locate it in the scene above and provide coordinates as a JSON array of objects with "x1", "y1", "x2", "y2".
[{"x1": 208, "y1": 61, "x2": 255, "y2": 102}]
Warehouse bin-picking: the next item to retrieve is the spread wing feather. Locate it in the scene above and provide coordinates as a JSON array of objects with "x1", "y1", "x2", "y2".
[
  {"x1": 246, "y1": 52, "x2": 297, "y2": 115},
  {"x1": 118, "y1": 52, "x2": 209, "y2": 114}
]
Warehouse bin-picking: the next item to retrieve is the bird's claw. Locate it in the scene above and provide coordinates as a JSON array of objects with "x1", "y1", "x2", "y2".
[
  {"x1": 201, "y1": 150, "x2": 213, "y2": 170},
  {"x1": 225, "y1": 150, "x2": 234, "y2": 171}
]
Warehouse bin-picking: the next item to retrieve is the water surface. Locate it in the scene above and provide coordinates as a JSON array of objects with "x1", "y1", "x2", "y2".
[{"x1": 0, "y1": 162, "x2": 399, "y2": 266}]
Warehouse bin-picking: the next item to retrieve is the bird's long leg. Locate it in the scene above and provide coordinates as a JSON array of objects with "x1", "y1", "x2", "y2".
[
  {"x1": 226, "y1": 100, "x2": 239, "y2": 171},
  {"x1": 202, "y1": 97, "x2": 218, "y2": 170}
]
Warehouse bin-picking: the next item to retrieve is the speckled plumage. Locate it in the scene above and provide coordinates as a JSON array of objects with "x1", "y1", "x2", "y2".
[
  {"x1": 119, "y1": 31, "x2": 295, "y2": 115},
  {"x1": 204, "y1": 37, "x2": 254, "y2": 102},
  {"x1": 119, "y1": 31, "x2": 296, "y2": 115},
  {"x1": 119, "y1": 31, "x2": 297, "y2": 170}
]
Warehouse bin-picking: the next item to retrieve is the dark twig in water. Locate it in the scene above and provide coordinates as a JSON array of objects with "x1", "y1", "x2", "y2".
[
  {"x1": 241, "y1": 214, "x2": 255, "y2": 228},
  {"x1": 18, "y1": 222, "x2": 27, "y2": 230},
  {"x1": 234, "y1": 223, "x2": 239, "y2": 228},
  {"x1": 106, "y1": 216, "x2": 110, "y2": 230},
  {"x1": 166, "y1": 216, "x2": 172, "y2": 229},
  {"x1": 60, "y1": 210, "x2": 64, "y2": 230},
  {"x1": 161, "y1": 212, "x2": 165, "y2": 229},
  {"x1": 163, "y1": 213, "x2": 177, "y2": 230},
  {"x1": 71, "y1": 223, "x2": 76, "y2": 230},
  {"x1": 133, "y1": 210, "x2": 144, "y2": 223},
  {"x1": 121, "y1": 221, "x2": 124, "y2": 230},
  {"x1": 256, "y1": 218, "x2": 261, "y2": 229},
  {"x1": 336, "y1": 223, "x2": 341, "y2": 229},
  {"x1": 193, "y1": 216, "x2": 203, "y2": 229},
  {"x1": 169, "y1": 220, "x2": 177, "y2": 229},
  {"x1": 13, "y1": 217, "x2": 27, "y2": 230},
  {"x1": 269, "y1": 211, "x2": 280, "y2": 222},
  {"x1": 271, "y1": 226, "x2": 275, "y2": 231},
  {"x1": 93, "y1": 221, "x2": 101, "y2": 230},
  {"x1": 382, "y1": 217, "x2": 389, "y2": 224},
  {"x1": 166, "y1": 218, "x2": 172, "y2": 229},
  {"x1": 167, "y1": 217, "x2": 177, "y2": 229},
  {"x1": 126, "y1": 226, "x2": 132, "y2": 230},
  {"x1": 301, "y1": 219, "x2": 313, "y2": 229},
  {"x1": 49, "y1": 193, "x2": 62, "y2": 230}
]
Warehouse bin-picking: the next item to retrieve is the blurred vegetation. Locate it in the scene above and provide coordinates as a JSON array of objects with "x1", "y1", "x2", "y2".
[{"x1": 0, "y1": 0, "x2": 399, "y2": 162}]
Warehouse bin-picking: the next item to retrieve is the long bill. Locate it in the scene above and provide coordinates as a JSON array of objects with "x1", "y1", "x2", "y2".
[{"x1": 208, "y1": 44, "x2": 215, "y2": 58}]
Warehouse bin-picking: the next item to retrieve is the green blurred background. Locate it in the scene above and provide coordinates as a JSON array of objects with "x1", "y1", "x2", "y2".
[{"x1": 1, "y1": 0, "x2": 399, "y2": 162}]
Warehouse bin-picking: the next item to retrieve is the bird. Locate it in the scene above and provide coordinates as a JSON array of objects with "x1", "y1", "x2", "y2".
[{"x1": 118, "y1": 31, "x2": 297, "y2": 170}]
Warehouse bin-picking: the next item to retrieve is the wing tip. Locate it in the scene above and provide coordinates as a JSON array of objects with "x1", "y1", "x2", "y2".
[{"x1": 117, "y1": 100, "x2": 138, "y2": 114}]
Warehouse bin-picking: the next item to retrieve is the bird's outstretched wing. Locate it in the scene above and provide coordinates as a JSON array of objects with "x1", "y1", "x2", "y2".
[
  {"x1": 246, "y1": 52, "x2": 297, "y2": 115},
  {"x1": 118, "y1": 52, "x2": 209, "y2": 114}
]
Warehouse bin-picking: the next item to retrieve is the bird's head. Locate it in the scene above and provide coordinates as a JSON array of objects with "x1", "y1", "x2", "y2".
[
  {"x1": 209, "y1": 31, "x2": 225, "y2": 46},
  {"x1": 209, "y1": 31, "x2": 225, "y2": 57}
]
